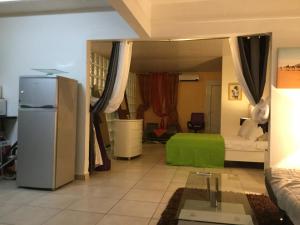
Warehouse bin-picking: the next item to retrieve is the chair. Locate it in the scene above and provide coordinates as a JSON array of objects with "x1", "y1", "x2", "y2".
[{"x1": 187, "y1": 113, "x2": 205, "y2": 133}]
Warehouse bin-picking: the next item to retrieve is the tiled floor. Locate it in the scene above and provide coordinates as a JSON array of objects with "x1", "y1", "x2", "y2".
[{"x1": 0, "y1": 143, "x2": 266, "y2": 225}]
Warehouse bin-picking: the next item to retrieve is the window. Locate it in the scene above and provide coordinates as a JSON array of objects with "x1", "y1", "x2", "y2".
[
  {"x1": 89, "y1": 52, "x2": 138, "y2": 146},
  {"x1": 90, "y1": 52, "x2": 108, "y2": 97},
  {"x1": 89, "y1": 52, "x2": 117, "y2": 146}
]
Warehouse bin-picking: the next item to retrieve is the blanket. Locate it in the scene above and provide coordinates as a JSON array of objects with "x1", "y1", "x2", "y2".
[{"x1": 166, "y1": 133, "x2": 225, "y2": 167}]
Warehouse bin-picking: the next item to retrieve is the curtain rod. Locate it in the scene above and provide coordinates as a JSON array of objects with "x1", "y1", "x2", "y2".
[
  {"x1": 136, "y1": 72, "x2": 182, "y2": 75},
  {"x1": 239, "y1": 33, "x2": 271, "y2": 38}
]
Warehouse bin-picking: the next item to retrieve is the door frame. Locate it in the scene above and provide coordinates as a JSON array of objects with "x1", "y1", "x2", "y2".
[{"x1": 205, "y1": 80, "x2": 222, "y2": 133}]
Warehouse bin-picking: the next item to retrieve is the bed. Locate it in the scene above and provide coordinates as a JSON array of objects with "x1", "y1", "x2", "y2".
[
  {"x1": 224, "y1": 135, "x2": 268, "y2": 163},
  {"x1": 166, "y1": 119, "x2": 268, "y2": 167}
]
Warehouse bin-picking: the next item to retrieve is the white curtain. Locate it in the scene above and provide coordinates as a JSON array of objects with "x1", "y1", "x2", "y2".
[
  {"x1": 229, "y1": 37, "x2": 269, "y2": 124},
  {"x1": 104, "y1": 41, "x2": 133, "y2": 113},
  {"x1": 251, "y1": 97, "x2": 270, "y2": 124}
]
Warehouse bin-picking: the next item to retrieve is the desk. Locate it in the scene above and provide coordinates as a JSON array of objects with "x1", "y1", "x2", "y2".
[
  {"x1": 0, "y1": 116, "x2": 17, "y2": 121},
  {"x1": 0, "y1": 116, "x2": 17, "y2": 178},
  {"x1": 0, "y1": 116, "x2": 17, "y2": 139}
]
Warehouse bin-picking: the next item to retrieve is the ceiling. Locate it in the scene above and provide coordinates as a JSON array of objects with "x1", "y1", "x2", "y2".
[
  {"x1": 0, "y1": 0, "x2": 111, "y2": 16},
  {"x1": 91, "y1": 39, "x2": 224, "y2": 73},
  {"x1": 109, "y1": 0, "x2": 300, "y2": 38},
  {"x1": 1, "y1": 0, "x2": 299, "y2": 19},
  {"x1": 1, "y1": 0, "x2": 299, "y2": 38},
  {"x1": 151, "y1": 0, "x2": 300, "y2": 22}
]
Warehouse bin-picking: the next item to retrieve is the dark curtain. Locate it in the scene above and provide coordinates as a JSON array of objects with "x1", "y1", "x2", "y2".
[
  {"x1": 238, "y1": 35, "x2": 270, "y2": 104},
  {"x1": 92, "y1": 42, "x2": 120, "y2": 114},
  {"x1": 151, "y1": 73, "x2": 168, "y2": 128},
  {"x1": 89, "y1": 116, "x2": 95, "y2": 172},
  {"x1": 89, "y1": 42, "x2": 120, "y2": 172},
  {"x1": 136, "y1": 75, "x2": 151, "y2": 120},
  {"x1": 165, "y1": 74, "x2": 181, "y2": 130}
]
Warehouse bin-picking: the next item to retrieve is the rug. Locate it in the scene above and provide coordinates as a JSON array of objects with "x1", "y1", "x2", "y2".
[{"x1": 158, "y1": 188, "x2": 294, "y2": 225}]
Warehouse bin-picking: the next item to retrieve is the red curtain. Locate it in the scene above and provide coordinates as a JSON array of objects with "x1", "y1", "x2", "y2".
[
  {"x1": 151, "y1": 73, "x2": 180, "y2": 129},
  {"x1": 165, "y1": 74, "x2": 181, "y2": 130},
  {"x1": 137, "y1": 73, "x2": 180, "y2": 129},
  {"x1": 151, "y1": 73, "x2": 168, "y2": 127}
]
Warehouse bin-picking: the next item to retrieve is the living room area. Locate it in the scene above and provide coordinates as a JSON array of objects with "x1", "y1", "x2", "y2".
[
  {"x1": 1, "y1": 38, "x2": 274, "y2": 225},
  {"x1": 0, "y1": 143, "x2": 266, "y2": 225},
  {"x1": 1, "y1": 1, "x2": 300, "y2": 225}
]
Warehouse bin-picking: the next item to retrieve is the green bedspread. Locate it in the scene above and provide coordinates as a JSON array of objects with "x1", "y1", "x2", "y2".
[{"x1": 166, "y1": 133, "x2": 225, "y2": 167}]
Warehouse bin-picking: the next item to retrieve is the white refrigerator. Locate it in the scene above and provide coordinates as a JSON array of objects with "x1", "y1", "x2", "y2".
[{"x1": 17, "y1": 76, "x2": 78, "y2": 190}]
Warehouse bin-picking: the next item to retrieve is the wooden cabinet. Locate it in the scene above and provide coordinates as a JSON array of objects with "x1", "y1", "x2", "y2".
[{"x1": 113, "y1": 119, "x2": 143, "y2": 159}]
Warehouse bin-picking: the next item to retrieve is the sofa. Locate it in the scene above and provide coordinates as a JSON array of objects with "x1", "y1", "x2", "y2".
[{"x1": 265, "y1": 168, "x2": 300, "y2": 225}]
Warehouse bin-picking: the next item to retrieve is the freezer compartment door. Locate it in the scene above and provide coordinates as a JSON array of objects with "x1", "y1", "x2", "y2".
[
  {"x1": 17, "y1": 108, "x2": 57, "y2": 189},
  {"x1": 19, "y1": 77, "x2": 57, "y2": 108}
]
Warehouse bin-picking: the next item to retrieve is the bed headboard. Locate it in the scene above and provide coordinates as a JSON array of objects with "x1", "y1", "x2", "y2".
[{"x1": 240, "y1": 117, "x2": 268, "y2": 133}]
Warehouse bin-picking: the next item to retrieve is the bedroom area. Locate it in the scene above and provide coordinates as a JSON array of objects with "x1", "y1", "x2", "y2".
[{"x1": 88, "y1": 36, "x2": 270, "y2": 172}]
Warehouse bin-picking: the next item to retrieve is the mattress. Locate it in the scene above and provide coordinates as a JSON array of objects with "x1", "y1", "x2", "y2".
[{"x1": 223, "y1": 135, "x2": 268, "y2": 151}]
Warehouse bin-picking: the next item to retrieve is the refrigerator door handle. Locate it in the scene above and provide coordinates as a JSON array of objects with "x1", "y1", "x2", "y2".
[{"x1": 20, "y1": 105, "x2": 55, "y2": 109}]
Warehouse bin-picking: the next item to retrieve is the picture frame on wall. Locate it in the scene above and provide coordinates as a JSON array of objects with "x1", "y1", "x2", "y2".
[
  {"x1": 277, "y1": 48, "x2": 300, "y2": 88},
  {"x1": 228, "y1": 82, "x2": 242, "y2": 100}
]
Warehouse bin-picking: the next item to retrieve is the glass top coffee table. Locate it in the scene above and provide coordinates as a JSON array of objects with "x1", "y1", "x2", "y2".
[{"x1": 177, "y1": 172, "x2": 257, "y2": 225}]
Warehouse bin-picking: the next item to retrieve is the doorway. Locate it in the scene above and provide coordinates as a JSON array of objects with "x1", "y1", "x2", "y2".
[{"x1": 205, "y1": 81, "x2": 221, "y2": 133}]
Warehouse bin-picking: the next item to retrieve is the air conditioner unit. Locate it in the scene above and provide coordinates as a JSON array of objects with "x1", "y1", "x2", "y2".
[{"x1": 179, "y1": 74, "x2": 199, "y2": 82}]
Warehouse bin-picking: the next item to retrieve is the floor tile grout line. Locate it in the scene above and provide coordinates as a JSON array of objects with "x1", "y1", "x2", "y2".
[
  {"x1": 29, "y1": 194, "x2": 81, "y2": 211},
  {"x1": 106, "y1": 150, "x2": 168, "y2": 224},
  {"x1": 104, "y1": 152, "x2": 162, "y2": 218},
  {"x1": 0, "y1": 201, "x2": 24, "y2": 220},
  {"x1": 1, "y1": 148, "x2": 159, "y2": 224},
  {"x1": 39, "y1": 207, "x2": 64, "y2": 225},
  {"x1": 146, "y1": 153, "x2": 178, "y2": 224},
  {"x1": 39, "y1": 206, "x2": 106, "y2": 225}
]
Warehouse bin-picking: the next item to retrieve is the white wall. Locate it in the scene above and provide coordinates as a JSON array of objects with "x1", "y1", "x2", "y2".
[
  {"x1": 220, "y1": 40, "x2": 250, "y2": 136},
  {"x1": 0, "y1": 11, "x2": 137, "y2": 175},
  {"x1": 269, "y1": 30, "x2": 300, "y2": 169}
]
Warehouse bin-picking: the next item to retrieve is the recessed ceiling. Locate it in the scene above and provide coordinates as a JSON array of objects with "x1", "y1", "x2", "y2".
[
  {"x1": 91, "y1": 39, "x2": 224, "y2": 73},
  {"x1": 0, "y1": 0, "x2": 111, "y2": 17}
]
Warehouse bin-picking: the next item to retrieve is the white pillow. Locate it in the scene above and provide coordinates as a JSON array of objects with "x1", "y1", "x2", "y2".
[
  {"x1": 238, "y1": 119, "x2": 257, "y2": 138},
  {"x1": 257, "y1": 132, "x2": 269, "y2": 141},
  {"x1": 238, "y1": 119, "x2": 252, "y2": 138},
  {"x1": 246, "y1": 126, "x2": 264, "y2": 141}
]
